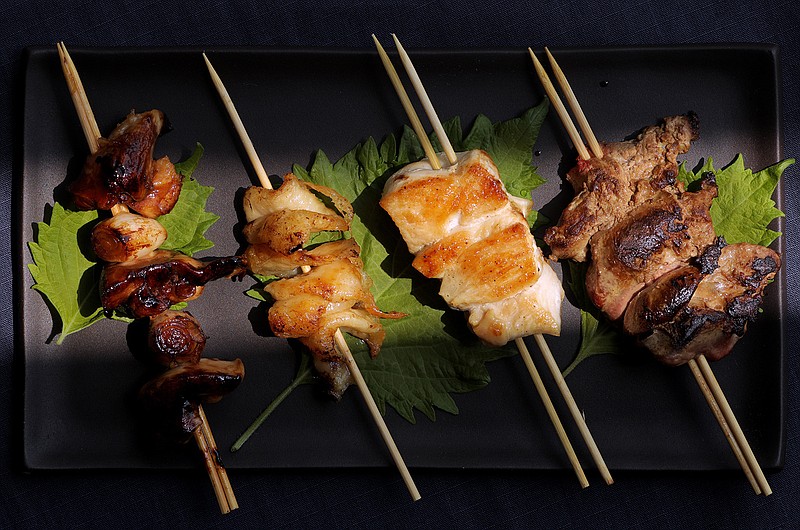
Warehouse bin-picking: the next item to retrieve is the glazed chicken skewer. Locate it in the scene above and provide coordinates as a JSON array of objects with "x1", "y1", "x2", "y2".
[
  {"x1": 530, "y1": 47, "x2": 771, "y2": 495},
  {"x1": 57, "y1": 42, "x2": 239, "y2": 512},
  {"x1": 203, "y1": 53, "x2": 420, "y2": 501},
  {"x1": 375, "y1": 34, "x2": 614, "y2": 487}
]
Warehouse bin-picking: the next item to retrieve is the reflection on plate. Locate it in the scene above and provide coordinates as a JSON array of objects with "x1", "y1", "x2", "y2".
[{"x1": 19, "y1": 45, "x2": 784, "y2": 471}]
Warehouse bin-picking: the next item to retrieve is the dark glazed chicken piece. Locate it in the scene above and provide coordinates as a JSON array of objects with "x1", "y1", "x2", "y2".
[
  {"x1": 70, "y1": 110, "x2": 182, "y2": 217},
  {"x1": 585, "y1": 174, "x2": 717, "y2": 321},
  {"x1": 101, "y1": 250, "x2": 246, "y2": 318},
  {"x1": 544, "y1": 113, "x2": 700, "y2": 261},
  {"x1": 148, "y1": 310, "x2": 207, "y2": 368},
  {"x1": 139, "y1": 358, "x2": 245, "y2": 442},
  {"x1": 624, "y1": 238, "x2": 780, "y2": 365}
]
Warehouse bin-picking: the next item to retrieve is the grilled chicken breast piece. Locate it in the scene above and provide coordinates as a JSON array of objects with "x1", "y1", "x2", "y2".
[{"x1": 381, "y1": 149, "x2": 563, "y2": 344}]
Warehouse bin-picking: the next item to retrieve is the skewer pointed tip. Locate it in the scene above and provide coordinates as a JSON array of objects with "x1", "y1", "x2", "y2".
[{"x1": 202, "y1": 52, "x2": 214, "y2": 72}]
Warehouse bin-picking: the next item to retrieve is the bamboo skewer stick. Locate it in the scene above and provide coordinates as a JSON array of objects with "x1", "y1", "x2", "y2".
[
  {"x1": 543, "y1": 48, "x2": 603, "y2": 159},
  {"x1": 697, "y1": 356, "x2": 771, "y2": 495},
  {"x1": 377, "y1": 35, "x2": 612, "y2": 487},
  {"x1": 528, "y1": 48, "x2": 590, "y2": 161},
  {"x1": 197, "y1": 406, "x2": 239, "y2": 509},
  {"x1": 57, "y1": 42, "x2": 237, "y2": 514},
  {"x1": 688, "y1": 360, "x2": 760, "y2": 494},
  {"x1": 372, "y1": 36, "x2": 440, "y2": 166},
  {"x1": 517, "y1": 337, "x2": 588, "y2": 487},
  {"x1": 203, "y1": 53, "x2": 421, "y2": 502},
  {"x1": 532, "y1": 46, "x2": 770, "y2": 494}
]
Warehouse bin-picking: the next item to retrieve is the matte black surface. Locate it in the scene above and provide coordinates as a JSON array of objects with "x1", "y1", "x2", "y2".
[{"x1": 19, "y1": 45, "x2": 785, "y2": 472}]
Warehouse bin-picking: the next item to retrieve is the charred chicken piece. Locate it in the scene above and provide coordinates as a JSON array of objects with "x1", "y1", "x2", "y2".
[
  {"x1": 91, "y1": 211, "x2": 167, "y2": 263},
  {"x1": 70, "y1": 110, "x2": 182, "y2": 217},
  {"x1": 586, "y1": 174, "x2": 718, "y2": 321},
  {"x1": 243, "y1": 173, "x2": 403, "y2": 399},
  {"x1": 148, "y1": 310, "x2": 207, "y2": 368},
  {"x1": 624, "y1": 238, "x2": 780, "y2": 365},
  {"x1": 138, "y1": 358, "x2": 245, "y2": 442},
  {"x1": 544, "y1": 113, "x2": 700, "y2": 262},
  {"x1": 381, "y1": 149, "x2": 563, "y2": 344},
  {"x1": 101, "y1": 249, "x2": 246, "y2": 319}
]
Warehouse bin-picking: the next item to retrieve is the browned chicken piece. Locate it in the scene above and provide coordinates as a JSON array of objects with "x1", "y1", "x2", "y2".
[
  {"x1": 265, "y1": 257, "x2": 403, "y2": 398},
  {"x1": 127, "y1": 156, "x2": 183, "y2": 218},
  {"x1": 148, "y1": 310, "x2": 207, "y2": 368},
  {"x1": 244, "y1": 236, "x2": 361, "y2": 278},
  {"x1": 70, "y1": 110, "x2": 183, "y2": 217},
  {"x1": 242, "y1": 174, "x2": 356, "y2": 278},
  {"x1": 586, "y1": 174, "x2": 717, "y2": 321},
  {"x1": 243, "y1": 174, "x2": 403, "y2": 399},
  {"x1": 544, "y1": 113, "x2": 700, "y2": 262},
  {"x1": 624, "y1": 238, "x2": 780, "y2": 365},
  {"x1": 381, "y1": 150, "x2": 564, "y2": 345},
  {"x1": 101, "y1": 249, "x2": 246, "y2": 319},
  {"x1": 91, "y1": 211, "x2": 167, "y2": 262},
  {"x1": 138, "y1": 358, "x2": 245, "y2": 442}
]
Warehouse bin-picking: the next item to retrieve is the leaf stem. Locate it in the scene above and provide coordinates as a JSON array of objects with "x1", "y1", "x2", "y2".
[{"x1": 230, "y1": 359, "x2": 314, "y2": 452}]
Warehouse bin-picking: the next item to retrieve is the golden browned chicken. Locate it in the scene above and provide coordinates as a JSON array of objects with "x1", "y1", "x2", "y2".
[
  {"x1": 242, "y1": 174, "x2": 403, "y2": 398},
  {"x1": 381, "y1": 149, "x2": 563, "y2": 345}
]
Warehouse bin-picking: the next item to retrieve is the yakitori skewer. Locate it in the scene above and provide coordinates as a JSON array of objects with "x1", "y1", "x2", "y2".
[
  {"x1": 371, "y1": 34, "x2": 587, "y2": 488},
  {"x1": 531, "y1": 47, "x2": 771, "y2": 496},
  {"x1": 57, "y1": 42, "x2": 238, "y2": 512},
  {"x1": 376, "y1": 34, "x2": 616, "y2": 487},
  {"x1": 203, "y1": 53, "x2": 421, "y2": 502}
]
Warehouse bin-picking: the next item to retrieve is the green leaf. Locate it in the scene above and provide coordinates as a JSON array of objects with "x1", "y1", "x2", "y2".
[
  {"x1": 159, "y1": 144, "x2": 220, "y2": 255},
  {"x1": 173, "y1": 142, "x2": 204, "y2": 177},
  {"x1": 285, "y1": 103, "x2": 549, "y2": 422},
  {"x1": 562, "y1": 261, "x2": 627, "y2": 377},
  {"x1": 27, "y1": 203, "x2": 104, "y2": 344},
  {"x1": 679, "y1": 154, "x2": 790, "y2": 247}
]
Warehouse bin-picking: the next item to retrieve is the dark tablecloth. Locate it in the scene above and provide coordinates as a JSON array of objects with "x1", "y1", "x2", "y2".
[{"x1": 2, "y1": 1, "x2": 798, "y2": 528}]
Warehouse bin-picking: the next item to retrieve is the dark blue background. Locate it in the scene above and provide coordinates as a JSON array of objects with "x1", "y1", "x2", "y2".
[{"x1": 2, "y1": 1, "x2": 798, "y2": 528}]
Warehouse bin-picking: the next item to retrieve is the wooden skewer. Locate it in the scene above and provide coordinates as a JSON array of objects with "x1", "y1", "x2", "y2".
[
  {"x1": 203, "y1": 53, "x2": 421, "y2": 501},
  {"x1": 372, "y1": 36, "x2": 440, "y2": 167},
  {"x1": 531, "y1": 46, "x2": 769, "y2": 494},
  {"x1": 543, "y1": 48, "x2": 602, "y2": 159},
  {"x1": 697, "y1": 356, "x2": 771, "y2": 495},
  {"x1": 380, "y1": 35, "x2": 616, "y2": 487},
  {"x1": 197, "y1": 406, "x2": 239, "y2": 508},
  {"x1": 57, "y1": 42, "x2": 237, "y2": 513},
  {"x1": 688, "y1": 359, "x2": 760, "y2": 494},
  {"x1": 528, "y1": 48, "x2": 591, "y2": 161}
]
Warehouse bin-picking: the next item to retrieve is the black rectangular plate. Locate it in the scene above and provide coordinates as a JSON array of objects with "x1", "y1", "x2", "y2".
[{"x1": 18, "y1": 45, "x2": 785, "y2": 471}]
